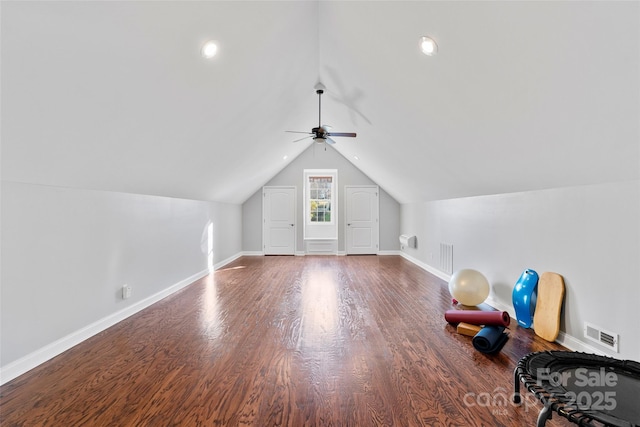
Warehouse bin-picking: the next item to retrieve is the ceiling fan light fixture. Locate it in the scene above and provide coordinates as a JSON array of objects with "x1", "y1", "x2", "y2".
[
  {"x1": 419, "y1": 36, "x2": 438, "y2": 56},
  {"x1": 201, "y1": 40, "x2": 218, "y2": 59}
]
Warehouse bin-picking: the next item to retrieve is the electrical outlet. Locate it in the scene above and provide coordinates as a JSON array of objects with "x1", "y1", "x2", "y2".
[{"x1": 122, "y1": 284, "x2": 132, "y2": 300}]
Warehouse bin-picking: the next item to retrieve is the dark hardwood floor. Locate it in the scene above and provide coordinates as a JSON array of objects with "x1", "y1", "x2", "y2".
[{"x1": 1, "y1": 256, "x2": 567, "y2": 426}]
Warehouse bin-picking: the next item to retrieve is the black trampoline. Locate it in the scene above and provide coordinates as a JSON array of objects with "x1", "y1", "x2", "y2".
[{"x1": 513, "y1": 351, "x2": 640, "y2": 427}]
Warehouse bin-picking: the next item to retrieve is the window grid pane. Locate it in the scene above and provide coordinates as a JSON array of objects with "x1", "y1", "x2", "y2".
[{"x1": 309, "y1": 176, "x2": 333, "y2": 223}]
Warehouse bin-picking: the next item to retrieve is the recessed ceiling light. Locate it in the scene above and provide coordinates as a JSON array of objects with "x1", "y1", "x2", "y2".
[
  {"x1": 419, "y1": 36, "x2": 438, "y2": 56},
  {"x1": 201, "y1": 40, "x2": 218, "y2": 59},
  {"x1": 283, "y1": 155, "x2": 289, "y2": 160},
  {"x1": 353, "y1": 156, "x2": 359, "y2": 160}
]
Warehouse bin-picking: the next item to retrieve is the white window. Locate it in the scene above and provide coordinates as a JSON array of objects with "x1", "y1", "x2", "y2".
[
  {"x1": 303, "y1": 169, "x2": 338, "y2": 240},
  {"x1": 308, "y1": 176, "x2": 333, "y2": 224}
]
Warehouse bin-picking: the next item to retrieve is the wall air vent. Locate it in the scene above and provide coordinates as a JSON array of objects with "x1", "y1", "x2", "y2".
[
  {"x1": 440, "y1": 243, "x2": 453, "y2": 275},
  {"x1": 584, "y1": 322, "x2": 619, "y2": 352}
]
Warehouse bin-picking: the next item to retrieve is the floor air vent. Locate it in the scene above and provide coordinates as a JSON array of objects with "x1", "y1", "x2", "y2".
[{"x1": 584, "y1": 322, "x2": 619, "y2": 352}]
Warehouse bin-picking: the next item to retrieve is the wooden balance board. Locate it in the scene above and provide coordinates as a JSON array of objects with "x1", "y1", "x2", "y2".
[{"x1": 533, "y1": 272, "x2": 565, "y2": 342}]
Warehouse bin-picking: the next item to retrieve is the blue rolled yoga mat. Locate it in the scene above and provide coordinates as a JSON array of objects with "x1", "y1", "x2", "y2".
[{"x1": 472, "y1": 326, "x2": 509, "y2": 354}]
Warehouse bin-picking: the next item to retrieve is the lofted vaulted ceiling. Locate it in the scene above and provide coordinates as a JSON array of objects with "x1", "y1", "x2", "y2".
[{"x1": 2, "y1": 1, "x2": 638, "y2": 204}]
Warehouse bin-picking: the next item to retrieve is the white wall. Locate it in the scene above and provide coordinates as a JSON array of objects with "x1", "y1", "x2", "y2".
[
  {"x1": 242, "y1": 144, "x2": 400, "y2": 253},
  {"x1": 1, "y1": 181, "x2": 242, "y2": 382},
  {"x1": 400, "y1": 180, "x2": 640, "y2": 360}
]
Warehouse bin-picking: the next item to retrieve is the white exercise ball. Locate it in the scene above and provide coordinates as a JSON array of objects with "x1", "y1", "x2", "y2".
[{"x1": 448, "y1": 269, "x2": 490, "y2": 306}]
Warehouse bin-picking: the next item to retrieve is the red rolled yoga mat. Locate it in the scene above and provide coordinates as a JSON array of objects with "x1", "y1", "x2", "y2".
[{"x1": 444, "y1": 310, "x2": 510, "y2": 327}]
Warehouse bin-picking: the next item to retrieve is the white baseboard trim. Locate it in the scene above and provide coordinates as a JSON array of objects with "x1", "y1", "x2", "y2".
[
  {"x1": 399, "y1": 251, "x2": 451, "y2": 282},
  {"x1": 240, "y1": 251, "x2": 264, "y2": 257},
  {"x1": 378, "y1": 250, "x2": 401, "y2": 256},
  {"x1": 555, "y1": 331, "x2": 611, "y2": 356},
  {"x1": 242, "y1": 250, "x2": 402, "y2": 257},
  {"x1": 484, "y1": 296, "x2": 516, "y2": 320},
  {"x1": 213, "y1": 252, "x2": 246, "y2": 269},
  {"x1": 0, "y1": 253, "x2": 249, "y2": 386}
]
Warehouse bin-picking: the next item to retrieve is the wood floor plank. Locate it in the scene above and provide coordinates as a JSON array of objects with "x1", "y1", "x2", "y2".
[{"x1": 1, "y1": 256, "x2": 567, "y2": 426}]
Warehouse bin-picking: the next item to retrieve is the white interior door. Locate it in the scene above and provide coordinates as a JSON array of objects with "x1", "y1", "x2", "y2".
[
  {"x1": 346, "y1": 186, "x2": 379, "y2": 255},
  {"x1": 263, "y1": 187, "x2": 296, "y2": 255}
]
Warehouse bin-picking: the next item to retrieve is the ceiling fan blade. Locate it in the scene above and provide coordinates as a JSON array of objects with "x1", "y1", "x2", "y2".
[
  {"x1": 325, "y1": 137, "x2": 336, "y2": 145},
  {"x1": 326, "y1": 132, "x2": 357, "y2": 138},
  {"x1": 286, "y1": 131, "x2": 313, "y2": 135},
  {"x1": 293, "y1": 135, "x2": 313, "y2": 143}
]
